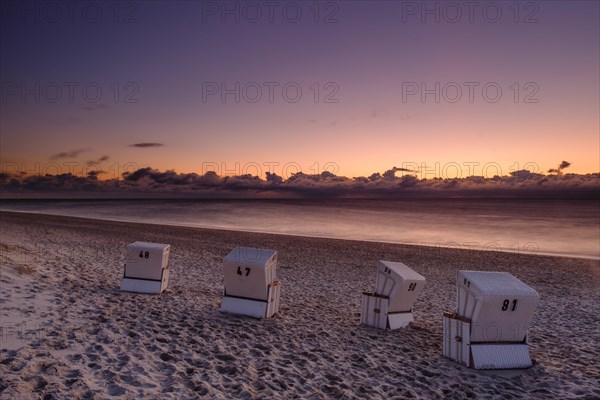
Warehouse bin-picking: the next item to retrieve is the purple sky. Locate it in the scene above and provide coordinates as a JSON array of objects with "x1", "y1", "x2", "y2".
[{"x1": 1, "y1": 1, "x2": 599, "y2": 184}]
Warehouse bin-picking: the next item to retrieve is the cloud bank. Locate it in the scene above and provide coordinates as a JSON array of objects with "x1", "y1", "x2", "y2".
[{"x1": 0, "y1": 167, "x2": 598, "y2": 199}]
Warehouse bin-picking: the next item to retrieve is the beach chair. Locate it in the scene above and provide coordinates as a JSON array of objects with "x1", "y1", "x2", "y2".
[
  {"x1": 361, "y1": 260, "x2": 426, "y2": 329},
  {"x1": 443, "y1": 270, "x2": 539, "y2": 369},
  {"x1": 120, "y1": 242, "x2": 171, "y2": 294},
  {"x1": 220, "y1": 246, "x2": 281, "y2": 319}
]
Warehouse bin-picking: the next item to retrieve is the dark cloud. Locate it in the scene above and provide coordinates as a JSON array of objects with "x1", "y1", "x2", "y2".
[
  {"x1": 1, "y1": 167, "x2": 599, "y2": 199},
  {"x1": 86, "y1": 155, "x2": 110, "y2": 166},
  {"x1": 559, "y1": 161, "x2": 572, "y2": 170},
  {"x1": 123, "y1": 168, "x2": 224, "y2": 188},
  {"x1": 510, "y1": 170, "x2": 544, "y2": 180},
  {"x1": 87, "y1": 170, "x2": 107, "y2": 179},
  {"x1": 382, "y1": 167, "x2": 416, "y2": 180},
  {"x1": 548, "y1": 160, "x2": 572, "y2": 175},
  {"x1": 130, "y1": 143, "x2": 165, "y2": 148},
  {"x1": 368, "y1": 173, "x2": 382, "y2": 182},
  {"x1": 123, "y1": 168, "x2": 200, "y2": 185},
  {"x1": 266, "y1": 172, "x2": 283, "y2": 184},
  {"x1": 49, "y1": 148, "x2": 92, "y2": 160}
]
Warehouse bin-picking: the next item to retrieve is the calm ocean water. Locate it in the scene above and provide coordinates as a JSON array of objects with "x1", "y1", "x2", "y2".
[{"x1": 1, "y1": 199, "x2": 598, "y2": 259}]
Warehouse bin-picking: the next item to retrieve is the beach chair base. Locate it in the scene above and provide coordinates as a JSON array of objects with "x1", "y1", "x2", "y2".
[
  {"x1": 360, "y1": 292, "x2": 413, "y2": 330},
  {"x1": 120, "y1": 276, "x2": 169, "y2": 294},
  {"x1": 220, "y1": 281, "x2": 281, "y2": 319},
  {"x1": 443, "y1": 312, "x2": 532, "y2": 369}
]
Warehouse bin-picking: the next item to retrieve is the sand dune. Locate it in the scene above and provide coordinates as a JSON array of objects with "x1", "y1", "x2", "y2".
[{"x1": 1, "y1": 212, "x2": 599, "y2": 399}]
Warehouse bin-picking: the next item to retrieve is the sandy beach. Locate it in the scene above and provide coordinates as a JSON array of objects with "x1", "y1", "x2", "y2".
[{"x1": 1, "y1": 211, "x2": 598, "y2": 399}]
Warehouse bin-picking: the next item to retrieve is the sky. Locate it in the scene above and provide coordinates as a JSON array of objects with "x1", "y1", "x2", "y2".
[{"x1": 1, "y1": 0, "x2": 599, "y2": 186}]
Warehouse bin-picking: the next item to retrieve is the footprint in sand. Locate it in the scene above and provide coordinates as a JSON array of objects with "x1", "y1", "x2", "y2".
[
  {"x1": 107, "y1": 383, "x2": 125, "y2": 396},
  {"x1": 215, "y1": 364, "x2": 238, "y2": 376},
  {"x1": 34, "y1": 378, "x2": 48, "y2": 392},
  {"x1": 214, "y1": 353, "x2": 235, "y2": 362},
  {"x1": 192, "y1": 383, "x2": 209, "y2": 395}
]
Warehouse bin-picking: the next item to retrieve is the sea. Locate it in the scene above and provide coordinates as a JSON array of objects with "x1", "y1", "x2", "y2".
[{"x1": 0, "y1": 198, "x2": 598, "y2": 259}]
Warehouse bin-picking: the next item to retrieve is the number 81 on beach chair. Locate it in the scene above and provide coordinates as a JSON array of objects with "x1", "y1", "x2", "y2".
[{"x1": 443, "y1": 270, "x2": 540, "y2": 369}]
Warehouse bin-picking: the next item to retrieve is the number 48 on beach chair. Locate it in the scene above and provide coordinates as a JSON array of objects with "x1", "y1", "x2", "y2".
[
  {"x1": 120, "y1": 242, "x2": 171, "y2": 294},
  {"x1": 443, "y1": 270, "x2": 540, "y2": 369},
  {"x1": 220, "y1": 246, "x2": 281, "y2": 319},
  {"x1": 361, "y1": 260, "x2": 426, "y2": 329}
]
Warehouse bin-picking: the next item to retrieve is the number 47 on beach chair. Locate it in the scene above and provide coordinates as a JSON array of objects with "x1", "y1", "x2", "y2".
[{"x1": 220, "y1": 246, "x2": 281, "y2": 319}]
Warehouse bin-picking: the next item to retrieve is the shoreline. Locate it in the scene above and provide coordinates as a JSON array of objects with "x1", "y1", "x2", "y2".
[
  {"x1": 1, "y1": 210, "x2": 597, "y2": 262},
  {"x1": 1, "y1": 211, "x2": 599, "y2": 399}
]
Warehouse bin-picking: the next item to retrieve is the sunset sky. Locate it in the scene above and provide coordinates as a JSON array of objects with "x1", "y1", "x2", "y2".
[{"x1": 1, "y1": 1, "x2": 598, "y2": 181}]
